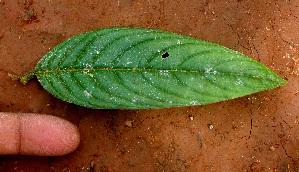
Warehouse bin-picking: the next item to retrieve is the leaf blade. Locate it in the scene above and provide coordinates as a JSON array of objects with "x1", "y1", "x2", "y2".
[{"x1": 28, "y1": 27, "x2": 287, "y2": 109}]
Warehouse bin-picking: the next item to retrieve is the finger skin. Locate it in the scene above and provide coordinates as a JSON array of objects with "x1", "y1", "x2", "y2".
[{"x1": 0, "y1": 112, "x2": 80, "y2": 156}]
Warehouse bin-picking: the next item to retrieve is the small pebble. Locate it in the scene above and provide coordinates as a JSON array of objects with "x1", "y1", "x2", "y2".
[
  {"x1": 269, "y1": 146, "x2": 275, "y2": 151},
  {"x1": 124, "y1": 120, "x2": 133, "y2": 127}
]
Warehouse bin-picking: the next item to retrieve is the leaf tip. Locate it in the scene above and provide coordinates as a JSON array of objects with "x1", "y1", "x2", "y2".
[
  {"x1": 282, "y1": 79, "x2": 288, "y2": 85},
  {"x1": 278, "y1": 76, "x2": 288, "y2": 87}
]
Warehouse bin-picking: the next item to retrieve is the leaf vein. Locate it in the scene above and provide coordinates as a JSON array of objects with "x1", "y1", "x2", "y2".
[
  {"x1": 172, "y1": 72, "x2": 224, "y2": 99},
  {"x1": 114, "y1": 71, "x2": 167, "y2": 107},
  {"x1": 140, "y1": 72, "x2": 190, "y2": 102},
  {"x1": 55, "y1": 31, "x2": 97, "y2": 69}
]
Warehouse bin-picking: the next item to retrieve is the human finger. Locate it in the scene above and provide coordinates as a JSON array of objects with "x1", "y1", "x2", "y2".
[{"x1": 0, "y1": 112, "x2": 80, "y2": 156}]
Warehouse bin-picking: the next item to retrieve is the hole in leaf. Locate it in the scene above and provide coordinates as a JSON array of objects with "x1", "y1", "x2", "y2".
[{"x1": 161, "y1": 52, "x2": 169, "y2": 59}]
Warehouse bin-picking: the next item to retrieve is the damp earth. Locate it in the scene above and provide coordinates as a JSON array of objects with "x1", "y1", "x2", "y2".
[{"x1": 0, "y1": 0, "x2": 298, "y2": 171}]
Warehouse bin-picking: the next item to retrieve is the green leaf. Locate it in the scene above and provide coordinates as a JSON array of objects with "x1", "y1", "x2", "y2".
[{"x1": 18, "y1": 27, "x2": 287, "y2": 109}]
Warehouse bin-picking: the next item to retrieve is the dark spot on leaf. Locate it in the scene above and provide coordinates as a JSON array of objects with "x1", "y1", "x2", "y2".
[{"x1": 162, "y1": 52, "x2": 169, "y2": 59}]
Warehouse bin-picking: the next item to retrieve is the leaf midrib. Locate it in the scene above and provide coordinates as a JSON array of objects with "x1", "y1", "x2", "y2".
[{"x1": 34, "y1": 68, "x2": 283, "y2": 83}]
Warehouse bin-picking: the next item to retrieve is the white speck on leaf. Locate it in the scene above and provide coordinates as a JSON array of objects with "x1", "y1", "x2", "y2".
[
  {"x1": 235, "y1": 78, "x2": 243, "y2": 85},
  {"x1": 159, "y1": 71, "x2": 169, "y2": 76},
  {"x1": 84, "y1": 90, "x2": 92, "y2": 98},
  {"x1": 132, "y1": 97, "x2": 138, "y2": 102},
  {"x1": 190, "y1": 100, "x2": 198, "y2": 105},
  {"x1": 205, "y1": 67, "x2": 213, "y2": 73}
]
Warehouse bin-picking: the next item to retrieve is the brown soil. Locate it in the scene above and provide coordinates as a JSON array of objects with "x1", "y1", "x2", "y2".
[{"x1": 0, "y1": 0, "x2": 298, "y2": 171}]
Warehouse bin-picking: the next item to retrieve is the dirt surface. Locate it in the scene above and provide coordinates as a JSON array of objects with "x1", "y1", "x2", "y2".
[{"x1": 0, "y1": 0, "x2": 298, "y2": 171}]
